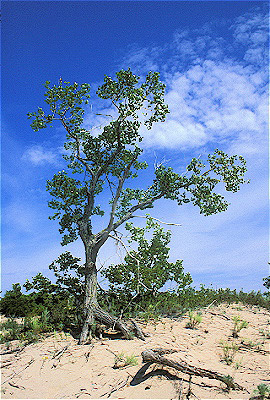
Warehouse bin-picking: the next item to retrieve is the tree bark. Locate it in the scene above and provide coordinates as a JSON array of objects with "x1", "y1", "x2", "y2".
[
  {"x1": 141, "y1": 348, "x2": 244, "y2": 391},
  {"x1": 79, "y1": 244, "x2": 140, "y2": 344},
  {"x1": 79, "y1": 244, "x2": 98, "y2": 344}
]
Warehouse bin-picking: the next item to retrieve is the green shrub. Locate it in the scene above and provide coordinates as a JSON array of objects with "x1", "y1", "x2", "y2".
[
  {"x1": 113, "y1": 352, "x2": 138, "y2": 368},
  {"x1": 220, "y1": 341, "x2": 239, "y2": 365},
  {"x1": 232, "y1": 316, "x2": 248, "y2": 338},
  {"x1": 185, "y1": 311, "x2": 202, "y2": 329},
  {"x1": 253, "y1": 383, "x2": 270, "y2": 399},
  {"x1": 0, "y1": 319, "x2": 23, "y2": 342}
]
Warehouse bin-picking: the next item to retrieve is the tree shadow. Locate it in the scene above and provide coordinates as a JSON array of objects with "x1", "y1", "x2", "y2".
[
  {"x1": 130, "y1": 362, "x2": 221, "y2": 390},
  {"x1": 130, "y1": 362, "x2": 181, "y2": 386}
]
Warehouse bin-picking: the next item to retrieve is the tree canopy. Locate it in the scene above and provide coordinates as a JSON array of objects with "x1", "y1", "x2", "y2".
[{"x1": 27, "y1": 69, "x2": 248, "y2": 343}]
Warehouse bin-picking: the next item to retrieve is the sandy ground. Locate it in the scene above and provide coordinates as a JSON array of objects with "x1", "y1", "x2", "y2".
[{"x1": 1, "y1": 303, "x2": 269, "y2": 399}]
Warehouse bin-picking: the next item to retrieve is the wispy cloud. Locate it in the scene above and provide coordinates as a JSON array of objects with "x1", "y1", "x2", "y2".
[
  {"x1": 22, "y1": 145, "x2": 59, "y2": 166},
  {"x1": 113, "y1": 7, "x2": 268, "y2": 155}
]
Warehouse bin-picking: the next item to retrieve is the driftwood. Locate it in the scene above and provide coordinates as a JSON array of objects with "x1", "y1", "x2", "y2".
[
  {"x1": 0, "y1": 347, "x2": 23, "y2": 356},
  {"x1": 100, "y1": 376, "x2": 130, "y2": 398},
  {"x1": 207, "y1": 311, "x2": 231, "y2": 321},
  {"x1": 141, "y1": 348, "x2": 244, "y2": 391},
  {"x1": 90, "y1": 304, "x2": 147, "y2": 341},
  {"x1": 129, "y1": 319, "x2": 147, "y2": 340},
  {"x1": 92, "y1": 304, "x2": 135, "y2": 340},
  {"x1": 2, "y1": 358, "x2": 34, "y2": 385}
]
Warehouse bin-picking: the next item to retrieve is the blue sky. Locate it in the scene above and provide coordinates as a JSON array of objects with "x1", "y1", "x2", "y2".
[{"x1": 2, "y1": 1, "x2": 269, "y2": 295}]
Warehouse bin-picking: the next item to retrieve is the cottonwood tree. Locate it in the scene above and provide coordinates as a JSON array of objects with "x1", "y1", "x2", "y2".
[
  {"x1": 28, "y1": 69, "x2": 248, "y2": 343},
  {"x1": 103, "y1": 216, "x2": 193, "y2": 303}
]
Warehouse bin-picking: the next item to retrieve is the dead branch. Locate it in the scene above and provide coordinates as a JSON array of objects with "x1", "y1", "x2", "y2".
[
  {"x1": 2, "y1": 358, "x2": 34, "y2": 385},
  {"x1": 84, "y1": 344, "x2": 94, "y2": 361},
  {"x1": 207, "y1": 311, "x2": 231, "y2": 320},
  {"x1": 0, "y1": 347, "x2": 24, "y2": 356},
  {"x1": 239, "y1": 344, "x2": 269, "y2": 355},
  {"x1": 141, "y1": 348, "x2": 244, "y2": 391},
  {"x1": 51, "y1": 345, "x2": 69, "y2": 360},
  {"x1": 8, "y1": 382, "x2": 26, "y2": 390},
  {"x1": 205, "y1": 300, "x2": 217, "y2": 310},
  {"x1": 133, "y1": 215, "x2": 182, "y2": 226},
  {"x1": 108, "y1": 233, "x2": 152, "y2": 293},
  {"x1": 75, "y1": 388, "x2": 92, "y2": 398},
  {"x1": 100, "y1": 376, "x2": 130, "y2": 398},
  {"x1": 129, "y1": 319, "x2": 146, "y2": 341},
  {"x1": 1, "y1": 360, "x2": 13, "y2": 368}
]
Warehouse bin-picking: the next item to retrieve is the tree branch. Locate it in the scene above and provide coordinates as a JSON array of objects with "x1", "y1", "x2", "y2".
[
  {"x1": 108, "y1": 233, "x2": 152, "y2": 293},
  {"x1": 111, "y1": 192, "x2": 164, "y2": 232},
  {"x1": 132, "y1": 215, "x2": 182, "y2": 226},
  {"x1": 106, "y1": 149, "x2": 140, "y2": 232}
]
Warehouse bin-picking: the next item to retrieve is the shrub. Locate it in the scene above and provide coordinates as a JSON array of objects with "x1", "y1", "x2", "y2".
[
  {"x1": 220, "y1": 341, "x2": 239, "y2": 365},
  {"x1": 0, "y1": 319, "x2": 22, "y2": 342},
  {"x1": 253, "y1": 383, "x2": 270, "y2": 399},
  {"x1": 185, "y1": 311, "x2": 202, "y2": 329},
  {"x1": 113, "y1": 352, "x2": 138, "y2": 368},
  {"x1": 232, "y1": 316, "x2": 248, "y2": 338}
]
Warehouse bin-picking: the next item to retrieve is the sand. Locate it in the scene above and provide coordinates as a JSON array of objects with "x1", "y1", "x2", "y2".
[{"x1": 1, "y1": 303, "x2": 269, "y2": 399}]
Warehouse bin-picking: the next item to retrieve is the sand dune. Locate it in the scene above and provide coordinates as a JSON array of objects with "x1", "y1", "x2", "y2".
[{"x1": 1, "y1": 303, "x2": 269, "y2": 399}]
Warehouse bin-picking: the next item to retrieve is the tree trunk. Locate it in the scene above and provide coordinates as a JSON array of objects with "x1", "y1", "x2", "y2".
[
  {"x1": 79, "y1": 266, "x2": 97, "y2": 343},
  {"x1": 79, "y1": 244, "x2": 140, "y2": 344}
]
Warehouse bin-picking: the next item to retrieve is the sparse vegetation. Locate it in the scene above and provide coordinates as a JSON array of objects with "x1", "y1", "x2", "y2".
[
  {"x1": 232, "y1": 315, "x2": 248, "y2": 338},
  {"x1": 220, "y1": 340, "x2": 239, "y2": 365},
  {"x1": 1, "y1": 279, "x2": 269, "y2": 340},
  {"x1": 185, "y1": 311, "x2": 202, "y2": 329},
  {"x1": 113, "y1": 352, "x2": 138, "y2": 368},
  {"x1": 222, "y1": 374, "x2": 236, "y2": 391},
  {"x1": 259, "y1": 329, "x2": 270, "y2": 339},
  {"x1": 240, "y1": 338, "x2": 263, "y2": 351},
  {"x1": 252, "y1": 383, "x2": 270, "y2": 399}
]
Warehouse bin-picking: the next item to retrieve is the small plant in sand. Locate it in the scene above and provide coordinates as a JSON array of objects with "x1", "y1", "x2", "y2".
[
  {"x1": 233, "y1": 358, "x2": 243, "y2": 370},
  {"x1": 113, "y1": 352, "x2": 138, "y2": 369},
  {"x1": 232, "y1": 315, "x2": 248, "y2": 338},
  {"x1": 252, "y1": 383, "x2": 270, "y2": 399},
  {"x1": 241, "y1": 338, "x2": 263, "y2": 351},
  {"x1": 185, "y1": 311, "x2": 202, "y2": 329},
  {"x1": 220, "y1": 340, "x2": 239, "y2": 365}
]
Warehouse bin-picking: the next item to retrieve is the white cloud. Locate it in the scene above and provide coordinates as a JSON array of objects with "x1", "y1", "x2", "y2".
[
  {"x1": 22, "y1": 145, "x2": 59, "y2": 166},
  {"x1": 140, "y1": 59, "x2": 268, "y2": 152},
  {"x1": 104, "y1": 7, "x2": 268, "y2": 155}
]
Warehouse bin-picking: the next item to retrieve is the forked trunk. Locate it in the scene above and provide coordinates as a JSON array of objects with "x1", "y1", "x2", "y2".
[{"x1": 79, "y1": 244, "x2": 144, "y2": 344}]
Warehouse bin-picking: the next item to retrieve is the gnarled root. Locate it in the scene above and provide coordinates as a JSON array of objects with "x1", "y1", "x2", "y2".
[
  {"x1": 141, "y1": 348, "x2": 245, "y2": 391},
  {"x1": 79, "y1": 304, "x2": 146, "y2": 344}
]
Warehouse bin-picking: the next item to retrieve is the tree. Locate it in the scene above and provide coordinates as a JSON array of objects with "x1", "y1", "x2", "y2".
[
  {"x1": 263, "y1": 276, "x2": 270, "y2": 290},
  {"x1": 28, "y1": 69, "x2": 248, "y2": 343},
  {"x1": 102, "y1": 216, "x2": 193, "y2": 304}
]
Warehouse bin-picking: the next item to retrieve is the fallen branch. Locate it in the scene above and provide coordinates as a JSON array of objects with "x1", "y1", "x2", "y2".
[
  {"x1": 52, "y1": 345, "x2": 69, "y2": 360},
  {"x1": 141, "y1": 348, "x2": 244, "y2": 391},
  {"x1": 51, "y1": 345, "x2": 70, "y2": 368},
  {"x1": 129, "y1": 319, "x2": 146, "y2": 341},
  {"x1": 2, "y1": 358, "x2": 34, "y2": 385},
  {"x1": 84, "y1": 344, "x2": 94, "y2": 361},
  {"x1": 100, "y1": 376, "x2": 130, "y2": 398},
  {"x1": 9, "y1": 382, "x2": 26, "y2": 390},
  {"x1": 0, "y1": 347, "x2": 23, "y2": 356},
  {"x1": 239, "y1": 344, "x2": 269, "y2": 355},
  {"x1": 207, "y1": 312, "x2": 230, "y2": 321},
  {"x1": 1, "y1": 360, "x2": 13, "y2": 368}
]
